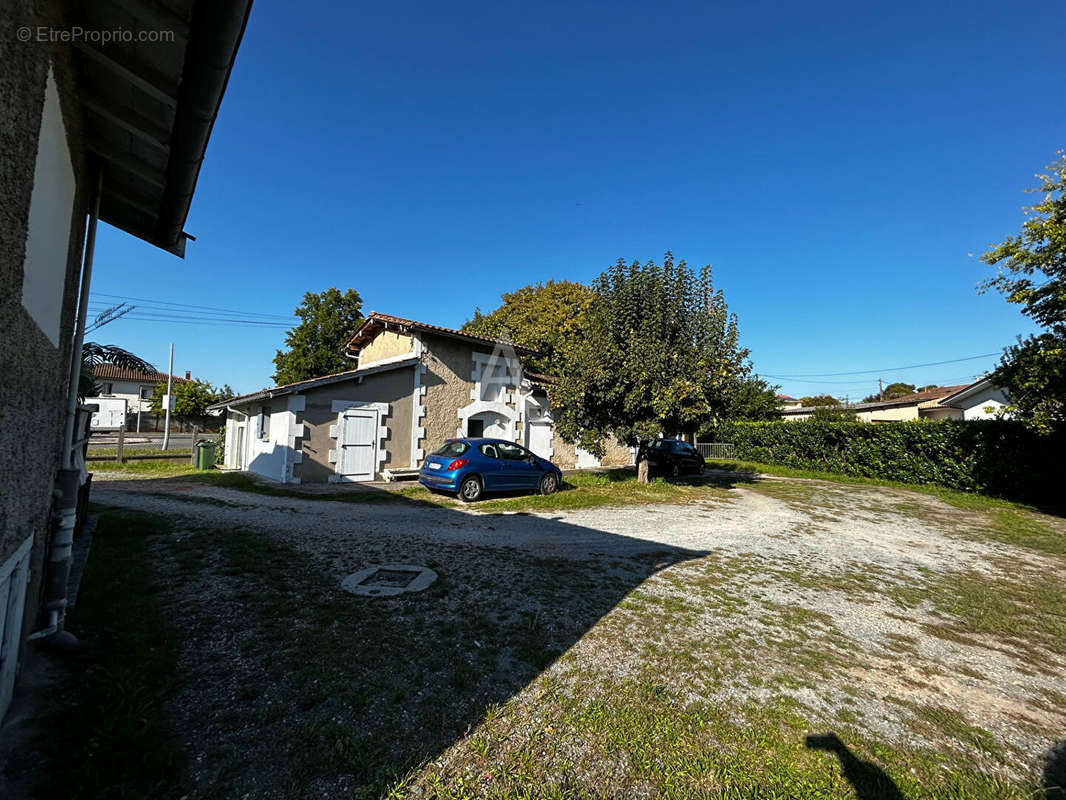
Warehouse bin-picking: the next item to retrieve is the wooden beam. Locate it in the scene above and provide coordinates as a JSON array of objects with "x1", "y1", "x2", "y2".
[
  {"x1": 82, "y1": 97, "x2": 170, "y2": 150},
  {"x1": 74, "y1": 41, "x2": 178, "y2": 109},
  {"x1": 115, "y1": 0, "x2": 190, "y2": 40},
  {"x1": 87, "y1": 142, "x2": 165, "y2": 188},
  {"x1": 105, "y1": 186, "x2": 162, "y2": 218}
]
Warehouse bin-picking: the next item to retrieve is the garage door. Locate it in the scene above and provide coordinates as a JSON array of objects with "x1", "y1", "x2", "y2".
[{"x1": 338, "y1": 408, "x2": 379, "y2": 481}]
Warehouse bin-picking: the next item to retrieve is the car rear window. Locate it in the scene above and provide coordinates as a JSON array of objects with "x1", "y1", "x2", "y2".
[{"x1": 433, "y1": 441, "x2": 469, "y2": 458}]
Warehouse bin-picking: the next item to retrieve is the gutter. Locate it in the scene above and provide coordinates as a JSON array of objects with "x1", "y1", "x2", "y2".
[{"x1": 155, "y1": 0, "x2": 253, "y2": 255}]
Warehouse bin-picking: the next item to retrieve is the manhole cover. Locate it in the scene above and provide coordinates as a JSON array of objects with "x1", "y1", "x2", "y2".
[{"x1": 340, "y1": 564, "x2": 437, "y2": 597}]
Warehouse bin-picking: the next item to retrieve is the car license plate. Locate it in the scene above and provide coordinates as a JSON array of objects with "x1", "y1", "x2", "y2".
[{"x1": 428, "y1": 462, "x2": 441, "y2": 470}]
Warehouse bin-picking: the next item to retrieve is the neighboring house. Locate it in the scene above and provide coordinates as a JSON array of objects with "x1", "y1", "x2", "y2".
[
  {"x1": 776, "y1": 394, "x2": 802, "y2": 410},
  {"x1": 780, "y1": 385, "x2": 969, "y2": 422},
  {"x1": 89, "y1": 364, "x2": 190, "y2": 428},
  {"x1": 934, "y1": 377, "x2": 1011, "y2": 420},
  {"x1": 208, "y1": 312, "x2": 633, "y2": 483},
  {"x1": 0, "y1": 0, "x2": 251, "y2": 722}
]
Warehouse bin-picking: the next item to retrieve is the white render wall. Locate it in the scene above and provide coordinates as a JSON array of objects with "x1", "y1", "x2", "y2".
[
  {"x1": 957, "y1": 386, "x2": 1011, "y2": 420},
  {"x1": 227, "y1": 396, "x2": 304, "y2": 483},
  {"x1": 20, "y1": 67, "x2": 75, "y2": 347}
]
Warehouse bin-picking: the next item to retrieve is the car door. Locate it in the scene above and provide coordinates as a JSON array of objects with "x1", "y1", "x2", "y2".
[
  {"x1": 673, "y1": 440, "x2": 698, "y2": 471},
  {"x1": 498, "y1": 442, "x2": 540, "y2": 489},
  {"x1": 476, "y1": 443, "x2": 508, "y2": 490}
]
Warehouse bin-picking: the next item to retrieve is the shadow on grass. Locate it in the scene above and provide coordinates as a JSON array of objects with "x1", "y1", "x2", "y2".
[
  {"x1": 62, "y1": 476, "x2": 747, "y2": 797},
  {"x1": 807, "y1": 733, "x2": 904, "y2": 800}
]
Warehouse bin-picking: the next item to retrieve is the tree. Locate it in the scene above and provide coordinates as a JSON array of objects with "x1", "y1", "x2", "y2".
[
  {"x1": 273, "y1": 288, "x2": 363, "y2": 385},
  {"x1": 979, "y1": 153, "x2": 1066, "y2": 431},
  {"x1": 80, "y1": 342, "x2": 154, "y2": 399},
  {"x1": 725, "y1": 375, "x2": 783, "y2": 422},
  {"x1": 463, "y1": 281, "x2": 595, "y2": 375},
  {"x1": 800, "y1": 395, "x2": 840, "y2": 407},
  {"x1": 554, "y1": 253, "x2": 751, "y2": 483},
  {"x1": 807, "y1": 404, "x2": 857, "y2": 421},
  {"x1": 150, "y1": 379, "x2": 234, "y2": 422}
]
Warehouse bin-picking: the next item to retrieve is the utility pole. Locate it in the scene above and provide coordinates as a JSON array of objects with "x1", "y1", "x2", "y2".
[
  {"x1": 878, "y1": 378, "x2": 884, "y2": 401},
  {"x1": 161, "y1": 342, "x2": 174, "y2": 450}
]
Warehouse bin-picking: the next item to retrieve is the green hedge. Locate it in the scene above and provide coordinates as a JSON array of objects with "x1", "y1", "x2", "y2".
[{"x1": 712, "y1": 420, "x2": 1064, "y2": 503}]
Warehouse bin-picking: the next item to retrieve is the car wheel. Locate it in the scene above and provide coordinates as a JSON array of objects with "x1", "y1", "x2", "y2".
[
  {"x1": 459, "y1": 476, "x2": 483, "y2": 502},
  {"x1": 670, "y1": 462, "x2": 680, "y2": 478},
  {"x1": 696, "y1": 461, "x2": 705, "y2": 475},
  {"x1": 539, "y1": 472, "x2": 559, "y2": 495}
]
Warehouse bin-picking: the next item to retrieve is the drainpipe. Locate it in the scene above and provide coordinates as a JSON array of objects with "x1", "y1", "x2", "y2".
[{"x1": 31, "y1": 168, "x2": 102, "y2": 644}]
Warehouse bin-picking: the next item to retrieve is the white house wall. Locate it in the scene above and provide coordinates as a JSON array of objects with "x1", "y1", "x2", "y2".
[
  {"x1": 20, "y1": 67, "x2": 75, "y2": 347},
  {"x1": 958, "y1": 386, "x2": 1011, "y2": 420},
  {"x1": 241, "y1": 401, "x2": 297, "y2": 483}
]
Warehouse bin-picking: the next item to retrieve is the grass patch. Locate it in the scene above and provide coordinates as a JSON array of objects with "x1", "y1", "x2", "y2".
[
  {"x1": 90, "y1": 460, "x2": 200, "y2": 479},
  {"x1": 705, "y1": 459, "x2": 1047, "y2": 512},
  {"x1": 476, "y1": 469, "x2": 738, "y2": 512},
  {"x1": 39, "y1": 508, "x2": 182, "y2": 800},
  {"x1": 87, "y1": 447, "x2": 192, "y2": 459},
  {"x1": 399, "y1": 678, "x2": 1035, "y2": 799}
]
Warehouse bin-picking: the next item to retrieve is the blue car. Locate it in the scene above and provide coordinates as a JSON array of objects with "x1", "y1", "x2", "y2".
[{"x1": 419, "y1": 438, "x2": 562, "y2": 502}]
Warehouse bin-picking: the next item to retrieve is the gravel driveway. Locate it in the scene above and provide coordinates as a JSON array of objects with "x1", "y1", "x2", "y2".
[{"x1": 88, "y1": 476, "x2": 1066, "y2": 797}]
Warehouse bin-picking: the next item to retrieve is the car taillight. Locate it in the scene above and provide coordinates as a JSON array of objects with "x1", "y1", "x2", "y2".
[{"x1": 446, "y1": 459, "x2": 468, "y2": 470}]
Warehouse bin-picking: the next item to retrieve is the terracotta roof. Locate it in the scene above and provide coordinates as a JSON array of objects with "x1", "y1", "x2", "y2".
[
  {"x1": 780, "y1": 385, "x2": 969, "y2": 415},
  {"x1": 866, "y1": 385, "x2": 967, "y2": 408},
  {"x1": 345, "y1": 311, "x2": 535, "y2": 355},
  {"x1": 94, "y1": 363, "x2": 189, "y2": 383},
  {"x1": 776, "y1": 394, "x2": 798, "y2": 401}
]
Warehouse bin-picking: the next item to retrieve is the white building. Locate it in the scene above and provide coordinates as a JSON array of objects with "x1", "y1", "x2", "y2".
[{"x1": 936, "y1": 378, "x2": 1011, "y2": 420}]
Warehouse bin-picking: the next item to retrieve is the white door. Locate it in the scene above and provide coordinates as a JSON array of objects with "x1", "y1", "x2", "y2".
[
  {"x1": 575, "y1": 446, "x2": 600, "y2": 469},
  {"x1": 528, "y1": 421, "x2": 553, "y2": 460},
  {"x1": 233, "y1": 425, "x2": 245, "y2": 469},
  {"x1": 339, "y1": 408, "x2": 379, "y2": 481}
]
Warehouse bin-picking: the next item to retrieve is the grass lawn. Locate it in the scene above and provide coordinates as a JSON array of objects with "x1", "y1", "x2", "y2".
[
  {"x1": 87, "y1": 447, "x2": 193, "y2": 459},
  {"x1": 37, "y1": 508, "x2": 182, "y2": 800}
]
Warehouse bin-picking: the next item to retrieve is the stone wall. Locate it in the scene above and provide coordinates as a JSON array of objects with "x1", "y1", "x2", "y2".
[{"x1": 419, "y1": 333, "x2": 484, "y2": 452}]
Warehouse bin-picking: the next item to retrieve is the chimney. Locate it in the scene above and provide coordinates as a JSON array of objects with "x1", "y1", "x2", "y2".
[{"x1": 185, "y1": 370, "x2": 191, "y2": 380}]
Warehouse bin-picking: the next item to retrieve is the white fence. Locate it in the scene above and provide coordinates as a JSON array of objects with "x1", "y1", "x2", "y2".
[{"x1": 696, "y1": 442, "x2": 735, "y2": 460}]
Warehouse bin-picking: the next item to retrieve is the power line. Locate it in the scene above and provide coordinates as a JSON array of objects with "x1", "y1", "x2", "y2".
[
  {"x1": 89, "y1": 292, "x2": 293, "y2": 321},
  {"x1": 761, "y1": 352, "x2": 1000, "y2": 379},
  {"x1": 106, "y1": 314, "x2": 290, "y2": 327}
]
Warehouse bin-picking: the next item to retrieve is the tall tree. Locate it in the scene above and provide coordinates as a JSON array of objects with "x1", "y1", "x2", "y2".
[
  {"x1": 273, "y1": 288, "x2": 363, "y2": 385},
  {"x1": 554, "y1": 253, "x2": 750, "y2": 482},
  {"x1": 979, "y1": 153, "x2": 1066, "y2": 432},
  {"x1": 463, "y1": 280, "x2": 595, "y2": 375}
]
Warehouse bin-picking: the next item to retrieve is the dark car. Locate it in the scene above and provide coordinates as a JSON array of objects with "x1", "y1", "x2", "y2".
[
  {"x1": 419, "y1": 438, "x2": 563, "y2": 502},
  {"x1": 643, "y1": 438, "x2": 705, "y2": 477}
]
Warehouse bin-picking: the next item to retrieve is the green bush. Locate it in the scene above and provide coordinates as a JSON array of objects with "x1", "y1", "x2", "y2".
[{"x1": 712, "y1": 420, "x2": 1064, "y2": 503}]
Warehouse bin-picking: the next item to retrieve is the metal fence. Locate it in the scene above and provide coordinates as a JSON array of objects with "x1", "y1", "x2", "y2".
[{"x1": 696, "y1": 442, "x2": 735, "y2": 460}]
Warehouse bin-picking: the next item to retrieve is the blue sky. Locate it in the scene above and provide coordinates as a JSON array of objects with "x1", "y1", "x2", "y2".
[{"x1": 88, "y1": 0, "x2": 1065, "y2": 399}]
